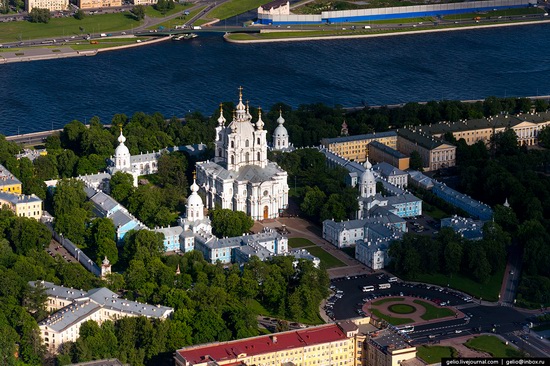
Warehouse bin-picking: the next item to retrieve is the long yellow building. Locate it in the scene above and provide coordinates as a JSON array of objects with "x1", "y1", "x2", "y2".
[
  {"x1": 175, "y1": 317, "x2": 416, "y2": 366},
  {"x1": 417, "y1": 111, "x2": 550, "y2": 146},
  {"x1": 25, "y1": 0, "x2": 68, "y2": 12},
  {"x1": 321, "y1": 132, "x2": 398, "y2": 163},
  {"x1": 0, "y1": 191, "x2": 43, "y2": 220},
  {"x1": 78, "y1": 0, "x2": 121, "y2": 10},
  {"x1": 0, "y1": 164, "x2": 22, "y2": 194}
]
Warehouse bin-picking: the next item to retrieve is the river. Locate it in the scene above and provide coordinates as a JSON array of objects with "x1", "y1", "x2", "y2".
[{"x1": 1, "y1": 23, "x2": 550, "y2": 136}]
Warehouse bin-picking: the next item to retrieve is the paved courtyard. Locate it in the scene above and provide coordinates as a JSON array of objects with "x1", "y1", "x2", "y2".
[{"x1": 252, "y1": 216, "x2": 372, "y2": 278}]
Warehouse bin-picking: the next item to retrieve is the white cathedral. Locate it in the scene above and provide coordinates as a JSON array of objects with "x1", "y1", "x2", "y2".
[{"x1": 196, "y1": 89, "x2": 290, "y2": 220}]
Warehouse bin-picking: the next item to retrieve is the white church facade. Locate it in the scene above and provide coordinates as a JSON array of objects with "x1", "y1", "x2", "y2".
[{"x1": 196, "y1": 89, "x2": 289, "y2": 220}]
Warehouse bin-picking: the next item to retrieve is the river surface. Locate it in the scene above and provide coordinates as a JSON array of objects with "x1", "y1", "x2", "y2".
[{"x1": 1, "y1": 23, "x2": 550, "y2": 136}]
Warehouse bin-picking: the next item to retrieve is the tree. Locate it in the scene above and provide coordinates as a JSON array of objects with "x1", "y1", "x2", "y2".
[
  {"x1": 29, "y1": 7, "x2": 51, "y2": 23},
  {"x1": 155, "y1": 0, "x2": 175, "y2": 13},
  {"x1": 320, "y1": 193, "x2": 346, "y2": 221},
  {"x1": 444, "y1": 241, "x2": 462, "y2": 275},
  {"x1": 209, "y1": 208, "x2": 254, "y2": 238},
  {"x1": 538, "y1": 126, "x2": 550, "y2": 147},
  {"x1": 157, "y1": 153, "x2": 188, "y2": 191},
  {"x1": 131, "y1": 5, "x2": 145, "y2": 20},
  {"x1": 409, "y1": 150, "x2": 423, "y2": 171},
  {"x1": 300, "y1": 186, "x2": 326, "y2": 217},
  {"x1": 74, "y1": 9, "x2": 85, "y2": 20},
  {"x1": 109, "y1": 171, "x2": 135, "y2": 204}
]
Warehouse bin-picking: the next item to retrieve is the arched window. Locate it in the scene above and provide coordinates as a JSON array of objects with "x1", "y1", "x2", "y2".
[
  {"x1": 245, "y1": 140, "x2": 249, "y2": 147},
  {"x1": 257, "y1": 152, "x2": 261, "y2": 161},
  {"x1": 277, "y1": 139, "x2": 280, "y2": 146},
  {"x1": 218, "y1": 148, "x2": 222, "y2": 156},
  {"x1": 231, "y1": 155, "x2": 235, "y2": 165},
  {"x1": 231, "y1": 141, "x2": 234, "y2": 148},
  {"x1": 246, "y1": 152, "x2": 250, "y2": 163},
  {"x1": 257, "y1": 138, "x2": 260, "y2": 144}
]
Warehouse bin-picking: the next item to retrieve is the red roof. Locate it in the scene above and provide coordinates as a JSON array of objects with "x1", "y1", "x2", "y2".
[{"x1": 176, "y1": 324, "x2": 347, "y2": 364}]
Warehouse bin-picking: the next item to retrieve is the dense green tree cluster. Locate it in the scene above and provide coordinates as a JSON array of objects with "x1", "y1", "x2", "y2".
[
  {"x1": 154, "y1": 0, "x2": 175, "y2": 13},
  {"x1": 449, "y1": 129, "x2": 550, "y2": 307},
  {"x1": 272, "y1": 148, "x2": 358, "y2": 222},
  {"x1": 389, "y1": 224, "x2": 509, "y2": 283},
  {"x1": 0, "y1": 209, "x2": 101, "y2": 365},
  {"x1": 209, "y1": 208, "x2": 254, "y2": 237},
  {"x1": 29, "y1": 8, "x2": 51, "y2": 23}
]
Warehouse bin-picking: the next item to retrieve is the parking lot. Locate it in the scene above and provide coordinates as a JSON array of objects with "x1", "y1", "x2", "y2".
[{"x1": 325, "y1": 274, "x2": 470, "y2": 321}]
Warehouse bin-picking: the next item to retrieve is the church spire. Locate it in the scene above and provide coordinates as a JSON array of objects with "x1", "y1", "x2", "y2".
[
  {"x1": 217, "y1": 103, "x2": 226, "y2": 126},
  {"x1": 256, "y1": 107, "x2": 264, "y2": 130}
]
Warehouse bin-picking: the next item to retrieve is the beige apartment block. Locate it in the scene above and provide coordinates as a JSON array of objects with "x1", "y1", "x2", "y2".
[
  {"x1": 30, "y1": 281, "x2": 173, "y2": 354},
  {"x1": 417, "y1": 111, "x2": 550, "y2": 147},
  {"x1": 397, "y1": 129, "x2": 456, "y2": 171},
  {"x1": 78, "y1": 0, "x2": 121, "y2": 9},
  {"x1": 25, "y1": 0, "x2": 68, "y2": 12}
]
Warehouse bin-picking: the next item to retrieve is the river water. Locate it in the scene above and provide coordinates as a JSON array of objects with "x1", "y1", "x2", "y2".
[{"x1": 1, "y1": 23, "x2": 550, "y2": 136}]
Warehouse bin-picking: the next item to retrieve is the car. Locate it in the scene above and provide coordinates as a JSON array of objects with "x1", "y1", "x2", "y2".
[
  {"x1": 455, "y1": 329, "x2": 462, "y2": 334},
  {"x1": 510, "y1": 270, "x2": 514, "y2": 275},
  {"x1": 121, "y1": 31, "x2": 126, "y2": 35}
]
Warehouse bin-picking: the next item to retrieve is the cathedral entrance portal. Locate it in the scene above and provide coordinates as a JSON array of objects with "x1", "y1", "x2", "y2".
[{"x1": 263, "y1": 206, "x2": 269, "y2": 219}]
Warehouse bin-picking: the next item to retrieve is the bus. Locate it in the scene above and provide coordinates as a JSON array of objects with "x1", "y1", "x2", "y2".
[
  {"x1": 378, "y1": 283, "x2": 391, "y2": 289},
  {"x1": 398, "y1": 325, "x2": 414, "y2": 333},
  {"x1": 362, "y1": 285, "x2": 375, "y2": 292}
]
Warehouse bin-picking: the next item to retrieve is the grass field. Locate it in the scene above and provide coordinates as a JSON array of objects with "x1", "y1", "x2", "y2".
[
  {"x1": 413, "y1": 267, "x2": 504, "y2": 302},
  {"x1": 372, "y1": 297, "x2": 405, "y2": 305},
  {"x1": 305, "y1": 246, "x2": 346, "y2": 269},
  {"x1": 288, "y1": 237, "x2": 315, "y2": 248},
  {"x1": 413, "y1": 299, "x2": 455, "y2": 320},
  {"x1": 206, "y1": 0, "x2": 272, "y2": 20},
  {"x1": 148, "y1": 5, "x2": 207, "y2": 30},
  {"x1": 370, "y1": 309, "x2": 414, "y2": 325},
  {"x1": 144, "y1": 3, "x2": 192, "y2": 18},
  {"x1": 465, "y1": 335, "x2": 524, "y2": 358},
  {"x1": 388, "y1": 304, "x2": 416, "y2": 314},
  {"x1": 0, "y1": 13, "x2": 141, "y2": 43},
  {"x1": 443, "y1": 7, "x2": 544, "y2": 20},
  {"x1": 417, "y1": 345, "x2": 458, "y2": 363}
]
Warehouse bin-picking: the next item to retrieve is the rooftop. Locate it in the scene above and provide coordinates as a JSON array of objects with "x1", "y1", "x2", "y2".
[
  {"x1": 176, "y1": 324, "x2": 347, "y2": 364},
  {"x1": 369, "y1": 141, "x2": 407, "y2": 159},
  {"x1": 397, "y1": 128, "x2": 453, "y2": 150},
  {"x1": 370, "y1": 328, "x2": 412, "y2": 351},
  {"x1": 0, "y1": 190, "x2": 42, "y2": 205},
  {"x1": 321, "y1": 131, "x2": 397, "y2": 145},
  {"x1": 0, "y1": 164, "x2": 22, "y2": 185},
  {"x1": 373, "y1": 162, "x2": 407, "y2": 178}
]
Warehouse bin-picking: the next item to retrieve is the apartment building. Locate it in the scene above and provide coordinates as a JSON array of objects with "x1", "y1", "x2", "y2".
[
  {"x1": 25, "y1": 0, "x2": 68, "y2": 12},
  {"x1": 30, "y1": 281, "x2": 173, "y2": 354},
  {"x1": 0, "y1": 164, "x2": 22, "y2": 194},
  {"x1": 78, "y1": 0, "x2": 121, "y2": 9},
  {"x1": 321, "y1": 132, "x2": 398, "y2": 163},
  {"x1": 0, "y1": 191, "x2": 43, "y2": 219},
  {"x1": 175, "y1": 317, "x2": 416, "y2": 366},
  {"x1": 396, "y1": 129, "x2": 456, "y2": 171},
  {"x1": 417, "y1": 111, "x2": 550, "y2": 147},
  {"x1": 368, "y1": 141, "x2": 410, "y2": 171}
]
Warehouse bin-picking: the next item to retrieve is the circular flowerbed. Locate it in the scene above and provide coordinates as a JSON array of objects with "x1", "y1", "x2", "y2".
[{"x1": 388, "y1": 304, "x2": 417, "y2": 314}]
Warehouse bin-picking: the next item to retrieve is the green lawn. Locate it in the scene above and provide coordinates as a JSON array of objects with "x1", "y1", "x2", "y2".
[
  {"x1": 465, "y1": 335, "x2": 524, "y2": 358},
  {"x1": 304, "y1": 246, "x2": 346, "y2": 269},
  {"x1": 0, "y1": 12, "x2": 141, "y2": 43},
  {"x1": 148, "y1": 5, "x2": 207, "y2": 29},
  {"x1": 372, "y1": 297, "x2": 404, "y2": 305},
  {"x1": 443, "y1": 7, "x2": 544, "y2": 20},
  {"x1": 288, "y1": 237, "x2": 315, "y2": 248},
  {"x1": 206, "y1": 0, "x2": 272, "y2": 20},
  {"x1": 417, "y1": 345, "x2": 458, "y2": 363},
  {"x1": 413, "y1": 267, "x2": 504, "y2": 302},
  {"x1": 422, "y1": 204, "x2": 449, "y2": 220},
  {"x1": 370, "y1": 309, "x2": 414, "y2": 325},
  {"x1": 388, "y1": 304, "x2": 416, "y2": 314},
  {"x1": 144, "y1": 3, "x2": 192, "y2": 18},
  {"x1": 413, "y1": 299, "x2": 455, "y2": 321}
]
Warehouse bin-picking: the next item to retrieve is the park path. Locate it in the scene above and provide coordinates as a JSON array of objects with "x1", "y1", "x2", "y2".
[{"x1": 252, "y1": 217, "x2": 372, "y2": 278}]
